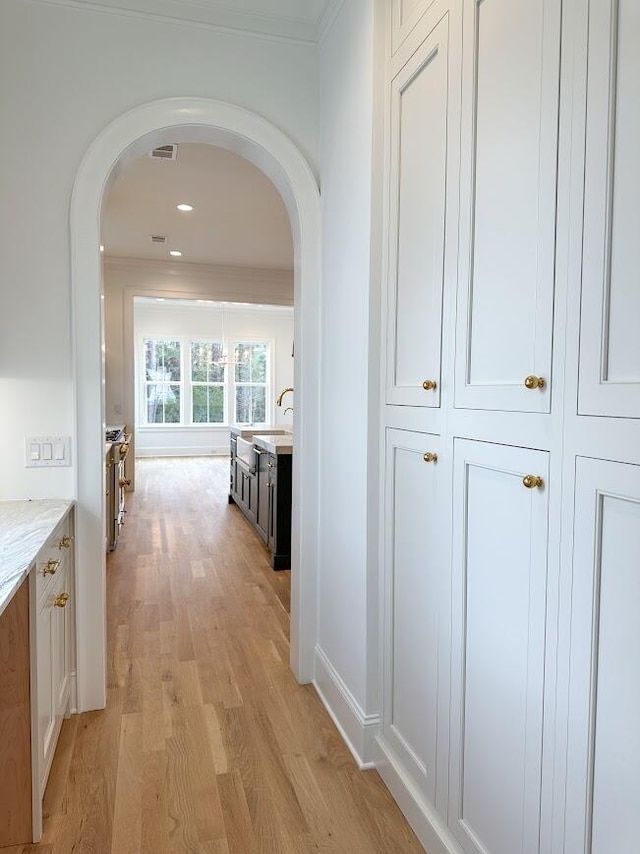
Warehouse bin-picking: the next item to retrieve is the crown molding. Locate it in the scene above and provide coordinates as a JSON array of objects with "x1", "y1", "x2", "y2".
[
  {"x1": 28, "y1": 0, "x2": 320, "y2": 44},
  {"x1": 104, "y1": 255, "x2": 294, "y2": 286},
  {"x1": 316, "y1": 0, "x2": 344, "y2": 43}
]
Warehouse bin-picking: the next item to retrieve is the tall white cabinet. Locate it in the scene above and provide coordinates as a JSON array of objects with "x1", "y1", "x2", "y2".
[{"x1": 377, "y1": 1, "x2": 640, "y2": 852}]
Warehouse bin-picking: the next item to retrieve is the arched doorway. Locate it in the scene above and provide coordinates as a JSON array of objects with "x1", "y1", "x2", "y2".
[{"x1": 71, "y1": 98, "x2": 321, "y2": 712}]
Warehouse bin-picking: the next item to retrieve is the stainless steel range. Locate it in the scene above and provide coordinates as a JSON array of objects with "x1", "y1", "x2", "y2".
[{"x1": 105, "y1": 425, "x2": 131, "y2": 551}]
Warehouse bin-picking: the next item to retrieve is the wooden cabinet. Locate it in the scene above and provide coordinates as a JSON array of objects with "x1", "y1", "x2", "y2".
[
  {"x1": 454, "y1": 0, "x2": 561, "y2": 413},
  {"x1": 578, "y1": 0, "x2": 640, "y2": 418}
]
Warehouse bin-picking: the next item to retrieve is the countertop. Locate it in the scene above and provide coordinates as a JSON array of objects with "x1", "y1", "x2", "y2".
[
  {"x1": 253, "y1": 434, "x2": 294, "y2": 455},
  {"x1": 0, "y1": 499, "x2": 74, "y2": 618},
  {"x1": 230, "y1": 424, "x2": 293, "y2": 440}
]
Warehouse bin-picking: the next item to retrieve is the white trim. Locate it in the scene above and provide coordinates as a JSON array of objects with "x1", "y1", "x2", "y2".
[
  {"x1": 28, "y1": 0, "x2": 319, "y2": 44},
  {"x1": 313, "y1": 644, "x2": 380, "y2": 769},
  {"x1": 71, "y1": 96, "x2": 320, "y2": 712},
  {"x1": 374, "y1": 737, "x2": 463, "y2": 854},
  {"x1": 105, "y1": 257, "x2": 294, "y2": 295},
  {"x1": 317, "y1": 0, "x2": 345, "y2": 43},
  {"x1": 135, "y1": 446, "x2": 228, "y2": 457}
]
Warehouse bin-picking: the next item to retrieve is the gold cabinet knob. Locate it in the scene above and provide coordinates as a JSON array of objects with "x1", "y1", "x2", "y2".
[
  {"x1": 57, "y1": 535, "x2": 73, "y2": 549},
  {"x1": 119, "y1": 478, "x2": 132, "y2": 488},
  {"x1": 423, "y1": 452, "x2": 438, "y2": 463},
  {"x1": 422, "y1": 380, "x2": 438, "y2": 391},
  {"x1": 43, "y1": 558, "x2": 61, "y2": 576},
  {"x1": 524, "y1": 375, "x2": 546, "y2": 390},
  {"x1": 54, "y1": 592, "x2": 70, "y2": 608},
  {"x1": 523, "y1": 475, "x2": 544, "y2": 489},
  {"x1": 119, "y1": 443, "x2": 129, "y2": 458}
]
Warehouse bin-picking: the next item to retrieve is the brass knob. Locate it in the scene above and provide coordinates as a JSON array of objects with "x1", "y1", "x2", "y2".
[
  {"x1": 119, "y1": 443, "x2": 129, "y2": 458},
  {"x1": 43, "y1": 559, "x2": 61, "y2": 576},
  {"x1": 523, "y1": 475, "x2": 544, "y2": 489},
  {"x1": 422, "y1": 380, "x2": 438, "y2": 391},
  {"x1": 54, "y1": 592, "x2": 70, "y2": 608},
  {"x1": 524, "y1": 375, "x2": 546, "y2": 390},
  {"x1": 119, "y1": 478, "x2": 132, "y2": 488},
  {"x1": 57, "y1": 535, "x2": 73, "y2": 549},
  {"x1": 423, "y1": 452, "x2": 438, "y2": 463}
]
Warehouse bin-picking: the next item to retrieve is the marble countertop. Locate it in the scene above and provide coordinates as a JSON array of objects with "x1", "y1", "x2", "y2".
[
  {"x1": 0, "y1": 499, "x2": 74, "y2": 618},
  {"x1": 253, "y1": 434, "x2": 294, "y2": 455}
]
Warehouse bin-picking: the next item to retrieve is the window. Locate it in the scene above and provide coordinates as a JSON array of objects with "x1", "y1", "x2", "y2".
[
  {"x1": 191, "y1": 341, "x2": 225, "y2": 423},
  {"x1": 140, "y1": 336, "x2": 271, "y2": 427},
  {"x1": 234, "y1": 342, "x2": 268, "y2": 424},
  {"x1": 144, "y1": 339, "x2": 181, "y2": 423}
]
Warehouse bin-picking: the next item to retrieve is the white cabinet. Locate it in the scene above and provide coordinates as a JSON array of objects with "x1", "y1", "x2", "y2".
[
  {"x1": 382, "y1": 429, "x2": 446, "y2": 808},
  {"x1": 454, "y1": 0, "x2": 561, "y2": 413},
  {"x1": 564, "y1": 457, "x2": 640, "y2": 853},
  {"x1": 32, "y1": 512, "x2": 74, "y2": 818},
  {"x1": 578, "y1": 0, "x2": 640, "y2": 418},
  {"x1": 449, "y1": 439, "x2": 549, "y2": 854},
  {"x1": 386, "y1": 15, "x2": 451, "y2": 408}
]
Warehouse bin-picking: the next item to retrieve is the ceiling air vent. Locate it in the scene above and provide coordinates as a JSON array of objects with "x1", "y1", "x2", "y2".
[
  {"x1": 150, "y1": 235, "x2": 167, "y2": 244},
  {"x1": 148, "y1": 144, "x2": 178, "y2": 161}
]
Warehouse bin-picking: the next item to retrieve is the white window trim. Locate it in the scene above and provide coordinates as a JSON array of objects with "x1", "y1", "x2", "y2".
[{"x1": 137, "y1": 334, "x2": 274, "y2": 429}]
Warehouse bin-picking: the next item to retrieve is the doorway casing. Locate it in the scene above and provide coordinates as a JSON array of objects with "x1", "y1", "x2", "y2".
[{"x1": 71, "y1": 97, "x2": 321, "y2": 712}]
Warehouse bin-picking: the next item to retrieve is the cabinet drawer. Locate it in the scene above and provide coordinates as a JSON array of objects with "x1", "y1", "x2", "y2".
[{"x1": 34, "y1": 514, "x2": 73, "y2": 608}]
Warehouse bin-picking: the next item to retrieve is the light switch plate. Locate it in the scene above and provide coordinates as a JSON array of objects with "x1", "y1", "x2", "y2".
[{"x1": 25, "y1": 436, "x2": 71, "y2": 467}]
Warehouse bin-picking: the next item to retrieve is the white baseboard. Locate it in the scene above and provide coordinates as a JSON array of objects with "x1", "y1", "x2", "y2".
[
  {"x1": 135, "y1": 446, "x2": 229, "y2": 458},
  {"x1": 374, "y1": 737, "x2": 463, "y2": 854},
  {"x1": 313, "y1": 644, "x2": 380, "y2": 770}
]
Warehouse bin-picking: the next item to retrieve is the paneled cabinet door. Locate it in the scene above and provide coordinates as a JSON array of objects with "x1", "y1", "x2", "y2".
[
  {"x1": 382, "y1": 429, "x2": 445, "y2": 808},
  {"x1": 564, "y1": 458, "x2": 640, "y2": 852},
  {"x1": 578, "y1": 0, "x2": 640, "y2": 418},
  {"x1": 454, "y1": 0, "x2": 561, "y2": 413},
  {"x1": 386, "y1": 15, "x2": 451, "y2": 408},
  {"x1": 391, "y1": 0, "x2": 437, "y2": 54},
  {"x1": 449, "y1": 439, "x2": 550, "y2": 854},
  {"x1": 36, "y1": 564, "x2": 70, "y2": 794}
]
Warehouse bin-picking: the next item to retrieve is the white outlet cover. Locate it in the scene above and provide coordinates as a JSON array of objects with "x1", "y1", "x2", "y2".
[{"x1": 25, "y1": 436, "x2": 71, "y2": 467}]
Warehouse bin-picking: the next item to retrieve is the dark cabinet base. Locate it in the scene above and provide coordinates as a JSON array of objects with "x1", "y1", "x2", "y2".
[{"x1": 229, "y1": 440, "x2": 291, "y2": 571}]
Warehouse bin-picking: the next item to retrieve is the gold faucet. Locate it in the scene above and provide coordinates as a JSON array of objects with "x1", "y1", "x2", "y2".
[{"x1": 276, "y1": 387, "x2": 294, "y2": 407}]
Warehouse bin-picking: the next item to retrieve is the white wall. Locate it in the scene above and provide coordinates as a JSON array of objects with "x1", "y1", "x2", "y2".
[
  {"x1": 130, "y1": 299, "x2": 294, "y2": 456},
  {"x1": 315, "y1": 0, "x2": 379, "y2": 760},
  {"x1": 104, "y1": 259, "x2": 294, "y2": 447},
  {"x1": 0, "y1": 0, "x2": 316, "y2": 499}
]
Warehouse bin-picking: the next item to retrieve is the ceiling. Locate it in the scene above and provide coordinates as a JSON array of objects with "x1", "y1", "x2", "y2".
[
  {"x1": 102, "y1": 143, "x2": 294, "y2": 269},
  {"x1": 41, "y1": 0, "x2": 336, "y2": 41}
]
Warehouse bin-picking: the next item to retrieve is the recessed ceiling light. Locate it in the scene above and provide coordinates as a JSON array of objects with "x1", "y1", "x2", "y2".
[
  {"x1": 156, "y1": 298, "x2": 165, "y2": 302},
  {"x1": 169, "y1": 250, "x2": 183, "y2": 257},
  {"x1": 177, "y1": 204, "x2": 194, "y2": 212},
  {"x1": 100, "y1": 245, "x2": 104, "y2": 252}
]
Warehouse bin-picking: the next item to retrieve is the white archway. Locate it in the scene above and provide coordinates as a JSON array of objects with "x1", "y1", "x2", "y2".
[{"x1": 71, "y1": 98, "x2": 321, "y2": 712}]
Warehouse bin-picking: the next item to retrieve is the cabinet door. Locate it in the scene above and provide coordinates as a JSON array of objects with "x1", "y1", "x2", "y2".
[
  {"x1": 255, "y1": 449, "x2": 269, "y2": 542},
  {"x1": 564, "y1": 458, "x2": 640, "y2": 852},
  {"x1": 386, "y1": 16, "x2": 450, "y2": 408},
  {"x1": 449, "y1": 439, "x2": 550, "y2": 854},
  {"x1": 454, "y1": 0, "x2": 561, "y2": 413},
  {"x1": 382, "y1": 429, "x2": 444, "y2": 807},
  {"x1": 578, "y1": 0, "x2": 640, "y2": 418},
  {"x1": 268, "y1": 460, "x2": 277, "y2": 553}
]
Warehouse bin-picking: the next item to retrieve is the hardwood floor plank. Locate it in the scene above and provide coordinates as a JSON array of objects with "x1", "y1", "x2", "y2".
[{"x1": 29, "y1": 457, "x2": 423, "y2": 853}]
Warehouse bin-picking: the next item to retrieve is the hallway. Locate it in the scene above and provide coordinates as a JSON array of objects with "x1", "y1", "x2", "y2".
[{"x1": 13, "y1": 458, "x2": 422, "y2": 853}]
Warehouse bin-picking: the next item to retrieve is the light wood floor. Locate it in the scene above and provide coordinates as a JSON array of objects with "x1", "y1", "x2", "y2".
[{"x1": 8, "y1": 457, "x2": 424, "y2": 853}]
